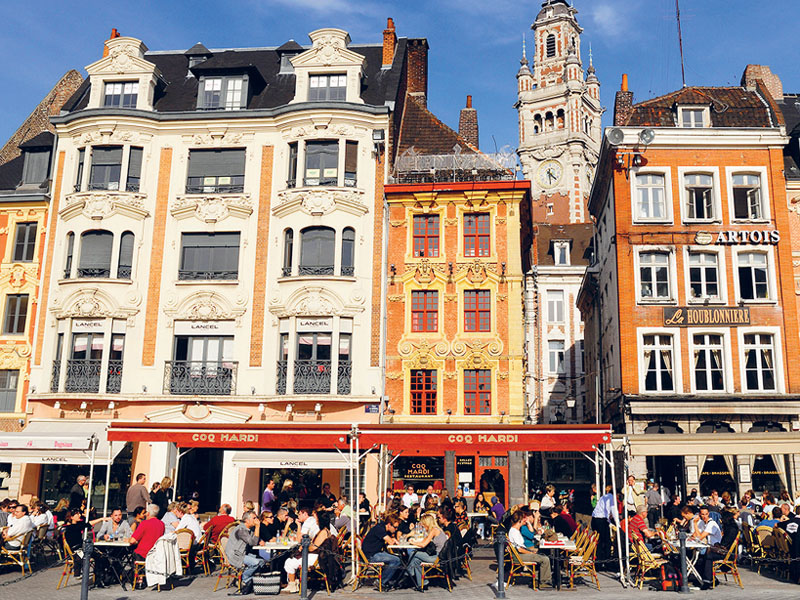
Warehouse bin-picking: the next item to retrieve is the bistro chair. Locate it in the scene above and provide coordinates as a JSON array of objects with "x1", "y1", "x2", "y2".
[
  {"x1": 712, "y1": 532, "x2": 742, "y2": 588},
  {"x1": 506, "y1": 544, "x2": 537, "y2": 590},
  {"x1": 132, "y1": 558, "x2": 148, "y2": 590},
  {"x1": 56, "y1": 535, "x2": 75, "y2": 589},
  {"x1": 195, "y1": 527, "x2": 214, "y2": 575},
  {"x1": 420, "y1": 552, "x2": 453, "y2": 592},
  {"x1": 740, "y1": 523, "x2": 765, "y2": 571},
  {"x1": 352, "y1": 540, "x2": 384, "y2": 592},
  {"x1": 771, "y1": 527, "x2": 792, "y2": 579},
  {"x1": 568, "y1": 532, "x2": 599, "y2": 589},
  {"x1": 632, "y1": 538, "x2": 667, "y2": 589},
  {"x1": 0, "y1": 530, "x2": 33, "y2": 575},
  {"x1": 213, "y1": 536, "x2": 242, "y2": 592},
  {"x1": 175, "y1": 528, "x2": 195, "y2": 572}
]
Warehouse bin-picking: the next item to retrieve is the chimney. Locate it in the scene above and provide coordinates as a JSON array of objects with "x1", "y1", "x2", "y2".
[
  {"x1": 459, "y1": 95, "x2": 479, "y2": 149},
  {"x1": 614, "y1": 73, "x2": 634, "y2": 126},
  {"x1": 741, "y1": 64, "x2": 783, "y2": 101},
  {"x1": 382, "y1": 18, "x2": 397, "y2": 67},
  {"x1": 406, "y1": 38, "x2": 429, "y2": 107},
  {"x1": 102, "y1": 27, "x2": 121, "y2": 57}
]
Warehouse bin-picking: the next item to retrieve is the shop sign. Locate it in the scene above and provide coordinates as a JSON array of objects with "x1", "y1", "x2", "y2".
[
  {"x1": 695, "y1": 230, "x2": 780, "y2": 245},
  {"x1": 190, "y1": 432, "x2": 260, "y2": 444},
  {"x1": 174, "y1": 320, "x2": 235, "y2": 335},
  {"x1": 364, "y1": 404, "x2": 380, "y2": 414},
  {"x1": 663, "y1": 306, "x2": 750, "y2": 327},
  {"x1": 445, "y1": 433, "x2": 519, "y2": 445},
  {"x1": 297, "y1": 317, "x2": 333, "y2": 332},
  {"x1": 72, "y1": 319, "x2": 104, "y2": 332},
  {"x1": 395, "y1": 456, "x2": 444, "y2": 481}
]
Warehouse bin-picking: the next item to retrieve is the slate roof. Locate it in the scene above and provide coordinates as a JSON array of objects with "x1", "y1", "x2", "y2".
[
  {"x1": 19, "y1": 131, "x2": 54, "y2": 149},
  {"x1": 779, "y1": 94, "x2": 800, "y2": 180},
  {"x1": 623, "y1": 86, "x2": 776, "y2": 128},
  {"x1": 62, "y1": 38, "x2": 413, "y2": 114},
  {"x1": 396, "y1": 97, "x2": 479, "y2": 156},
  {"x1": 534, "y1": 223, "x2": 594, "y2": 267},
  {"x1": 0, "y1": 155, "x2": 23, "y2": 191}
]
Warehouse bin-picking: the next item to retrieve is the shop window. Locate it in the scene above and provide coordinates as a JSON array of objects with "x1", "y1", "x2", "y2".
[
  {"x1": 0, "y1": 370, "x2": 18, "y2": 412},
  {"x1": 299, "y1": 227, "x2": 335, "y2": 275},
  {"x1": 743, "y1": 333, "x2": 776, "y2": 392},
  {"x1": 464, "y1": 290, "x2": 490, "y2": 332},
  {"x1": 642, "y1": 334, "x2": 674, "y2": 392},
  {"x1": 179, "y1": 232, "x2": 240, "y2": 280},
  {"x1": 3, "y1": 294, "x2": 28, "y2": 335},
  {"x1": 411, "y1": 290, "x2": 438, "y2": 332},
  {"x1": 411, "y1": 369, "x2": 437, "y2": 414},
  {"x1": 413, "y1": 215, "x2": 439, "y2": 258},
  {"x1": 464, "y1": 369, "x2": 491, "y2": 415},
  {"x1": 13, "y1": 222, "x2": 37, "y2": 262},
  {"x1": 78, "y1": 230, "x2": 113, "y2": 278},
  {"x1": 463, "y1": 213, "x2": 490, "y2": 257},
  {"x1": 186, "y1": 149, "x2": 245, "y2": 193}
]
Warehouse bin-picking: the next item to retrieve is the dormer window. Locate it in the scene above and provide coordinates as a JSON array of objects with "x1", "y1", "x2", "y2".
[
  {"x1": 553, "y1": 240, "x2": 570, "y2": 266},
  {"x1": 308, "y1": 74, "x2": 346, "y2": 102},
  {"x1": 21, "y1": 149, "x2": 50, "y2": 186},
  {"x1": 679, "y1": 106, "x2": 707, "y2": 128},
  {"x1": 198, "y1": 76, "x2": 248, "y2": 110},
  {"x1": 280, "y1": 55, "x2": 295, "y2": 74},
  {"x1": 103, "y1": 81, "x2": 138, "y2": 108}
]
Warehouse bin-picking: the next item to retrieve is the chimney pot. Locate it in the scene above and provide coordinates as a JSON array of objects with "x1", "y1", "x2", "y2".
[
  {"x1": 103, "y1": 27, "x2": 121, "y2": 58},
  {"x1": 466, "y1": 95, "x2": 472, "y2": 108},
  {"x1": 621, "y1": 73, "x2": 628, "y2": 92}
]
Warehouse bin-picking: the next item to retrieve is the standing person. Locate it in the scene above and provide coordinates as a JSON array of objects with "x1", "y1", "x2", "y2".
[
  {"x1": 507, "y1": 510, "x2": 552, "y2": 587},
  {"x1": 622, "y1": 476, "x2": 643, "y2": 515},
  {"x1": 225, "y1": 511, "x2": 264, "y2": 595},
  {"x1": 420, "y1": 485, "x2": 438, "y2": 509},
  {"x1": 361, "y1": 515, "x2": 403, "y2": 590},
  {"x1": 590, "y1": 483, "x2": 598, "y2": 510},
  {"x1": 129, "y1": 504, "x2": 166, "y2": 560},
  {"x1": 151, "y1": 478, "x2": 171, "y2": 519},
  {"x1": 261, "y1": 479, "x2": 277, "y2": 513},
  {"x1": 540, "y1": 485, "x2": 556, "y2": 511},
  {"x1": 645, "y1": 483, "x2": 662, "y2": 528},
  {"x1": 665, "y1": 495, "x2": 683, "y2": 524},
  {"x1": 317, "y1": 482, "x2": 337, "y2": 510},
  {"x1": 358, "y1": 492, "x2": 370, "y2": 514},
  {"x1": 203, "y1": 504, "x2": 235, "y2": 544},
  {"x1": 126, "y1": 473, "x2": 150, "y2": 522},
  {"x1": 402, "y1": 484, "x2": 419, "y2": 508},
  {"x1": 69, "y1": 475, "x2": 87, "y2": 510},
  {"x1": 592, "y1": 485, "x2": 616, "y2": 564},
  {"x1": 489, "y1": 496, "x2": 505, "y2": 524}
]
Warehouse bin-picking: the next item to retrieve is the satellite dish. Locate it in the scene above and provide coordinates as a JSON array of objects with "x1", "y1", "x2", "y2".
[
  {"x1": 639, "y1": 128, "x2": 656, "y2": 145},
  {"x1": 607, "y1": 128, "x2": 624, "y2": 146}
]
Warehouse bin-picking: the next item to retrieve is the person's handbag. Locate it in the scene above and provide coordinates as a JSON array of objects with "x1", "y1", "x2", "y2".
[{"x1": 252, "y1": 572, "x2": 281, "y2": 595}]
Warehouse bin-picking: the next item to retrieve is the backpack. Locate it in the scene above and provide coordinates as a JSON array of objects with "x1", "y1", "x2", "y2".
[{"x1": 659, "y1": 564, "x2": 681, "y2": 591}]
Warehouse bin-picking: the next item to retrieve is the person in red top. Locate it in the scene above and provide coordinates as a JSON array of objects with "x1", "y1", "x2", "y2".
[
  {"x1": 623, "y1": 505, "x2": 659, "y2": 551},
  {"x1": 129, "y1": 503, "x2": 165, "y2": 558},
  {"x1": 203, "y1": 503, "x2": 235, "y2": 544}
]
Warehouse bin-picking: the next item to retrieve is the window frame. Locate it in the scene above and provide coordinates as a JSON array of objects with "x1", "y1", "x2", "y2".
[
  {"x1": 299, "y1": 226, "x2": 336, "y2": 275},
  {"x1": 638, "y1": 330, "x2": 681, "y2": 394},
  {"x1": 178, "y1": 232, "x2": 241, "y2": 281},
  {"x1": 726, "y1": 167, "x2": 770, "y2": 223},
  {"x1": 410, "y1": 369, "x2": 437, "y2": 415},
  {"x1": 463, "y1": 369, "x2": 491, "y2": 415},
  {"x1": 78, "y1": 230, "x2": 114, "y2": 278},
  {"x1": 548, "y1": 339, "x2": 566, "y2": 375},
  {"x1": 738, "y1": 327, "x2": 783, "y2": 394},
  {"x1": 197, "y1": 75, "x2": 249, "y2": 110},
  {"x1": 688, "y1": 330, "x2": 732, "y2": 394},
  {"x1": 678, "y1": 167, "x2": 721, "y2": 224},
  {"x1": 683, "y1": 246, "x2": 727, "y2": 304},
  {"x1": 630, "y1": 167, "x2": 673, "y2": 224},
  {"x1": 464, "y1": 289, "x2": 491, "y2": 332},
  {"x1": 411, "y1": 290, "x2": 438, "y2": 333},
  {"x1": 678, "y1": 106, "x2": 709, "y2": 128},
  {"x1": 186, "y1": 148, "x2": 246, "y2": 194},
  {"x1": 308, "y1": 73, "x2": 348, "y2": 102},
  {"x1": 103, "y1": 81, "x2": 139, "y2": 109},
  {"x1": 12, "y1": 222, "x2": 38, "y2": 263},
  {"x1": 635, "y1": 246, "x2": 677, "y2": 304},
  {"x1": 412, "y1": 214, "x2": 440, "y2": 258},
  {"x1": 463, "y1": 212, "x2": 491, "y2": 258},
  {"x1": 303, "y1": 140, "x2": 339, "y2": 187},
  {"x1": 553, "y1": 240, "x2": 570, "y2": 265},
  {"x1": 0, "y1": 369, "x2": 18, "y2": 413},
  {"x1": 88, "y1": 146, "x2": 123, "y2": 191},
  {"x1": 21, "y1": 149, "x2": 51, "y2": 185},
  {"x1": 733, "y1": 248, "x2": 776, "y2": 304},
  {"x1": 3, "y1": 294, "x2": 28, "y2": 335},
  {"x1": 546, "y1": 289, "x2": 565, "y2": 323}
]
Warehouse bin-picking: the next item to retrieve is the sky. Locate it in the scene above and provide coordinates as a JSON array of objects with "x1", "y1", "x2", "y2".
[{"x1": 1, "y1": 0, "x2": 798, "y2": 153}]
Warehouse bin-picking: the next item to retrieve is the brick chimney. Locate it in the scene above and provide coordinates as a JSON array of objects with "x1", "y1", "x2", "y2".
[
  {"x1": 406, "y1": 38, "x2": 429, "y2": 107},
  {"x1": 613, "y1": 73, "x2": 634, "y2": 126},
  {"x1": 382, "y1": 18, "x2": 397, "y2": 67},
  {"x1": 459, "y1": 95, "x2": 479, "y2": 149},
  {"x1": 102, "y1": 28, "x2": 121, "y2": 57},
  {"x1": 741, "y1": 64, "x2": 783, "y2": 101}
]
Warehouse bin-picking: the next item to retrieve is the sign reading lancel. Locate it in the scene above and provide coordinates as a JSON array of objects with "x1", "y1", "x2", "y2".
[{"x1": 664, "y1": 307, "x2": 751, "y2": 327}]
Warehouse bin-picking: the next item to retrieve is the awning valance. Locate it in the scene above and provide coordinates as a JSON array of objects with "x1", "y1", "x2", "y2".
[
  {"x1": 231, "y1": 451, "x2": 351, "y2": 470},
  {"x1": 621, "y1": 432, "x2": 800, "y2": 456},
  {"x1": 0, "y1": 420, "x2": 125, "y2": 465}
]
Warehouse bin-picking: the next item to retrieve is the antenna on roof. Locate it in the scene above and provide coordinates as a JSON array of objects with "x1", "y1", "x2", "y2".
[{"x1": 675, "y1": 0, "x2": 686, "y2": 87}]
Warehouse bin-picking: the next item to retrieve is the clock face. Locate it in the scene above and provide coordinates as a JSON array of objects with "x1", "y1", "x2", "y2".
[{"x1": 537, "y1": 160, "x2": 563, "y2": 189}]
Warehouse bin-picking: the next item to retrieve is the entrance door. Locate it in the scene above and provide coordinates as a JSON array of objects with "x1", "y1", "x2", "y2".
[
  {"x1": 648, "y1": 455, "x2": 686, "y2": 500},
  {"x1": 476, "y1": 455, "x2": 508, "y2": 507},
  {"x1": 178, "y1": 448, "x2": 224, "y2": 512}
]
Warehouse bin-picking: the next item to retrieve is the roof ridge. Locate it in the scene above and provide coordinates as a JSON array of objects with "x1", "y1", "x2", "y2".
[{"x1": 634, "y1": 85, "x2": 752, "y2": 108}]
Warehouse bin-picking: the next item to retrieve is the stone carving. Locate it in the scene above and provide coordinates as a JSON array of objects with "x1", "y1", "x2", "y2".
[
  {"x1": 444, "y1": 294, "x2": 457, "y2": 302},
  {"x1": 171, "y1": 194, "x2": 253, "y2": 223},
  {"x1": 294, "y1": 289, "x2": 337, "y2": 316},
  {"x1": 187, "y1": 131, "x2": 247, "y2": 146},
  {"x1": 273, "y1": 188, "x2": 367, "y2": 218},
  {"x1": 386, "y1": 372, "x2": 403, "y2": 380},
  {"x1": 52, "y1": 288, "x2": 139, "y2": 320},
  {"x1": 390, "y1": 220, "x2": 406, "y2": 227},
  {"x1": 443, "y1": 371, "x2": 457, "y2": 380},
  {"x1": 109, "y1": 44, "x2": 138, "y2": 73},
  {"x1": 0, "y1": 343, "x2": 30, "y2": 370},
  {"x1": 497, "y1": 371, "x2": 509, "y2": 380},
  {"x1": 444, "y1": 218, "x2": 458, "y2": 226},
  {"x1": 452, "y1": 339, "x2": 503, "y2": 357},
  {"x1": 61, "y1": 191, "x2": 148, "y2": 221},
  {"x1": 387, "y1": 295, "x2": 404, "y2": 302},
  {"x1": 163, "y1": 290, "x2": 247, "y2": 326},
  {"x1": 497, "y1": 294, "x2": 508, "y2": 302}
]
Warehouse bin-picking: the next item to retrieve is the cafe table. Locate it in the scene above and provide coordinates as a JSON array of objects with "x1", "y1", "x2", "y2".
[
  {"x1": 537, "y1": 536, "x2": 577, "y2": 590},
  {"x1": 251, "y1": 541, "x2": 299, "y2": 570},
  {"x1": 388, "y1": 542, "x2": 425, "y2": 591},
  {"x1": 93, "y1": 540, "x2": 133, "y2": 589},
  {"x1": 684, "y1": 539, "x2": 709, "y2": 585}
]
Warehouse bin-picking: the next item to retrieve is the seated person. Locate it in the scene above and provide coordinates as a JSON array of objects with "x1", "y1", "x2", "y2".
[
  {"x1": 507, "y1": 510, "x2": 552, "y2": 587},
  {"x1": 358, "y1": 492, "x2": 371, "y2": 514},
  {"x1": 396, "y1": 505, "x2": 412, "y2": 535},
  {"x1": 674, "y1": 505, "x2": 697, "y2": 532},
  {"x1": 129, "y1": 504, "x2": 166, "y2": 561},
  {"x1": 361, "y1": 515, "x2": 403, "y2": 590},
  {"x1": 129, "y1": 506, "x2": 146, "y2": 533},
  {"x1": 690, "y1": 506, "x2": 722, "y2": 589},
  {"x1": 624, "y1": 505, "x2": 660, "y2": 551},
  {"x1": 97, "y1": 508, "x2": 133, "y2": 541},
  {"x1": 407, "y1": 514, "x2": 448, "y2": 589},
  {"x1": 453, "y1": 500, "x2": 469, "y2": 529},
  {"x1": 62, "y1": 509, "x2": 109, "y2": 575},
  {"x1": 225, "y1": 511, "x2": 264, "y2": 595},
  {"x1": 550, "y1": 505, "x2": 578, "y2": 537},
  {"x1": 283, "y1": 511, "x2": 333, "y2": 593},
  {"x1": 759, "y1": 506, "x2": 782, "y2": 528},
  {"x1": 203, "y1": 504, "x2": 235, "y2": 544},
  {"x1": 161, "y1": 502, "x2": 183, "y2": 534},
  {"x1": 518, "y1": 506, "x2": 539, "y2": 548},
  {"x1": 3, "y1": 504, "x2": 35, "y2": 550}
]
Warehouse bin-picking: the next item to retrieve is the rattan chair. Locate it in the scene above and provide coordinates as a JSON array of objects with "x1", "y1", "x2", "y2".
[
  {"x1": 712, "y1": 532, "x2": 742, "y2": 588},
  {"x1": 568, "y1": 532, "x2": 600, "y2": 589},
  {"x1": 175, "y1": 528, "x2": 195, "y2": 572},
  {"x1": 56, "y1": 535, "x2": 75, "y2": 589},
  {"x1": 0, "y1": 530, "x2": 33, "y2": 575},
  {"x1": 352, "y1": 540, "x2": 384, "y2": 592},
  {"x1": 632, "y1": 538, "x2": 667, "y2": 589},
  {"x1": 212, "y1": 535, "x2": 242, "y2": 592},
  {"x1": 506, "y1": 544, "x2": 538, "y2": 590},
  {"x1": 420, "y1": 552, "x2": 453, "y2": 592}
]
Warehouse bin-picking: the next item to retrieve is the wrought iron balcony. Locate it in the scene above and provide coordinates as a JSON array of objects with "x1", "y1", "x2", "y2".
[
  {"x1": 125, "y1": 180, "x2": 140, "y2": 193},
  {"x1": 117, "y1": 266, "x2": 132, "y2": 280},
  {"x1": 178, "y1": 269, "x2": 238, "y2": 281},
  {"x1": 77, "y1": 267, "x2": 111, "y2": 278},
  {"x1": 164, "y1": 360, "x2": 237, "y2": 395},
  {"x1": 337, "y1": 360, "x2": 352, "y2": 395},
  {"x1": 50, "y1": 361, "x2": 61, "y2": 393},
  {"x1": 293, "y1": 360, "x2": 331, "y2": 394},
  {"x1": 298, "y1": 265, "x2": 334, "y2": 276},
  {"x1": 107, "y1": 360, "x2": 123, "y2": 394},
  {"x1": 65, "y1": 359, "x2": 102, "y2": 393},
  {"x1": 276, "y1": 360, "x2": 288, "y2": 395},
  {"x1": 281, "y1": 267, "x2": 292, "y2": 277},
  {"x1": 340, "y1": 266, "x2": 354, "y2": 277},
  {"x1": 185, "y1": 176, "x2": 244, "y2": 194}
]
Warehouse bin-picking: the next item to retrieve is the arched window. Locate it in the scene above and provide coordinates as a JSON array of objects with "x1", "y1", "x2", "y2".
[
  {"x1": 78, "y1": 230, "x2": 113, "y2": 278},
  {"x1": 696, "y1": 420, "x2": 735, "y2": 433},
  {"x1": 644, "y1": 420, "x2": 683, "y2": 434},
  {"x1": 556, "y1": 109, "x2": 565, "y2": 129},
  {"x1": 341, "y1": 228, "x2": 355, "y2": 276},
  {"x1": 749, "y1": 421, "x2": 786, "y2": 433},
  {"x1": 299, "y1": 227, "x2": 335, "y2": 275},
  {"x1": 546, "y1": 34, "x2": 556, "y2": 58},
  {"x1": 64, "y1": 232, "x2": 75, "y2": 279},
  {"x1": 282, "y1": 229, "x2": 294, "y2": 276},
  {"x1": 117, "y1": 231, "x2": 134, "y2": 279},
  {"x1": 534, "y1": 114, "x2": 542, "y2": 135},
  {"x1": 545, "y1": 112, "x2": 554, "y2": 132}
]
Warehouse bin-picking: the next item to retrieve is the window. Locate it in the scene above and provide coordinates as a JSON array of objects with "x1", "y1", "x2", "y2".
[
  {"x1": 553, "y1": 241, "x2": 570, "y2": 265},
  {"x1": 0, "y1": 370, "x2": 18, "y2": 412},
  {"x1": 117, "y1": 231, "x2": 134, "y2": 279},
  {"x1": 299, "y1": 227, "x2": 335, "y2": 275},
  {"x1": 738, "y1": 252, "x2": 769, "y2": 300},
  {"x1": 65, "y1": 332, "x2": 103, "y2": 393},
  {"x1": 464, "y1": 213, "x2": 490, "y2": 257},
  {"x1": 693, "y1": 334, "x2": 725, "y2": 392},
  {"x1": 64, "y1": 232, "x2": 75, "y2": 279},
  {"x1": 732, "y1": 174, "x2": 763, "y2": 220},
  {"x1": 171, "y1": 335, "x2": 235, "y2": 395},
  {"x1": 294, "y1": 332, "x2": 332, "y2": 394},
  {"x1": 688, "y1": 252, "x2": 720, "y2": 301},
  {"x1": 411, "y1": 290, "x2": 438, "y2": 332},
  {"x1": 341, "y1": 227, "x2": 355, "y2": 276},
  {"x1": 639, "y1": 251, "x2": 671, "y2": 300},
  {"x1": 684, "y1": 173, "x2": 714, "y2": 221},
  {"x1": 576, "y1": 340, "x2": 585, "y2": 375},
  {"x1": 642, "y1": 334, "x2": 674, "y2": 392},
  {"x1": 13, "y1": 222, "x2": 37, "y2": 262},
  {"x1": 107, "y1": 333, "x2": 125, "y2": 393},
  {"x1": 198, "y1": 76, "x2": 247, "y2": 110},
  {"x1": 282, "y1": 229, "x2": 293, "y2": 276},
  {"x1": 179, "y1": 232, "x2": 240, "y2": 280},
  {"x1": 186, "y1": 149, "x2": 245, "y2": 193},
  {"x1": 464, "y1": 369, "x2": 491, "y2": 415},
  {"x1": 287, "y1": 142, "x2": 298, "y2": 188},
  {"x1": 547, "y1": 290, "x2": 564, "y2": 323},
  {"x1": 21, "y1": 150, "x2": 50, "y2": 185},
  {"x1": 75, "y1": 148, "x2": 85, "y2": 192},
  {"x1": 546, "y1": 34, "x2": 556, "y2": 58},
  {"x1": 3, "y1": 294, "x2": 28, "y2": 334},
  {"x1": 126, "y1": 147, "x2": 142, "y2": 192},
  {"x1": 743, "y1": 333, "x2": 776, "y2": 391},
  {"x1": 308, "y1": 74, "x2": 347, "y2": 102},
  {"x1": 464, "y1": 290, "x2": 491, "y2": 331},
  {"x1": 78, "y1": 230, "x2": 113, "y2": 278},
  {"x1": 89, "y1": 146, "x2": 122, "y2": 190},
  {"x1": 344, "y1": 141, "x2": 358, "y2": 187},
  {"x1": 103, "y1": 81, "x2": 138, "y2": 108},
  {"x1": 304, "y1": 141, "x2": 338, "y2": 186},
  {"x1": 338, "y1": 333, "x2": 352, "y2": 395},
  {"x1": 548, "y1": 340, "x2": 565, "y2": 374},
  {"x1": 410, "y1": 369, "x2": 436, "y2": 414},
  {"x1": 635, "y1": 174, "x2": 666, "y2": 221},
  {"x1": 680, "y1": 107, "x2": 705, "y2": 128},
  {"x1": 413, "y1": 215, "x2": 439, "y2": 258}
]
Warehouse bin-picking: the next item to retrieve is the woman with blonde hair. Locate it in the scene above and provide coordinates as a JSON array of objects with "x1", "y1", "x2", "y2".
[
  {"x1": 152, "y1": 477, "x2": 172, "y2": 518},
  {"x1": 407, "y1": 513, "x2": 447, "y2": 589}
]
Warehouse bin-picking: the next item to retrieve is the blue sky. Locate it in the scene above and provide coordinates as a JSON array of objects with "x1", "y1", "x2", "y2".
[{"x1": 1, "y1": 0, "x2": 798, "y2": 152}]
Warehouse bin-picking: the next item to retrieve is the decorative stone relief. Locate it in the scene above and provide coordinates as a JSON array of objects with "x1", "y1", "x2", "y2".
[
  {"x1": 61, "y1": 191, "x2": 149, "y2": 221},
  {"x1": 0, "y1": 343, "x2": 30, "y2": 370},
  {"x1": 497, "y1": 294, "x2": 508, "y2": 302},
  {"x1": 444, "y1": 218, "x2": 458, "y2": 226},
  {"x1": 108, "y1": 44, "x2": 139, "y2": 73},
  {"x1": 183, "y1": 131, "x2": 251, "y2": 147},
  {"x1": 387, "y1": 295, "x2": 404, "y2": 302},
  {"x1": 51, "y1": 288, "x2": 139, "y2": 320},
  {"x1": 273, "y1": 188, "x2": 367, "y2": 218},
  {"x1": 269, "y1": 286, "x2": 364, "y2": 318},
  {"x1": 452, "y1": 339, "x2": 503, "y2": 357},
  {"x1": 386, "y1": 372, "x2": 403, "y2": 380},
  {"x1": 390, "y1": 220, "x2": 406, "y2": 227},
  {"x1": 163, "y1": 290, "x2": 247, "y2": 326},
  {"x1": 444, "y1": 294, "x2": 457, "y2": 302},
  {"x1": 497, "y1": 371, "x2": 509, "y2": 380},
  {"x1": 443, "y1": 371, "x2": 457, "y2": 380},
  {"x1": 171, "y1": 194, "x2": 253, "y2": 223}
]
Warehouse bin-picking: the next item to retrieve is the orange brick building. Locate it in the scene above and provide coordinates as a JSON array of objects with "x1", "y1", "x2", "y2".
[{"x1": 579, "y1": 71, "x2": 800, "y2": 498}]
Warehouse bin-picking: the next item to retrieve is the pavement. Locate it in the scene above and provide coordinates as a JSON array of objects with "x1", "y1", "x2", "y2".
[{"x1": 1, "y1": 545, "x2": 799, "y2": 600}]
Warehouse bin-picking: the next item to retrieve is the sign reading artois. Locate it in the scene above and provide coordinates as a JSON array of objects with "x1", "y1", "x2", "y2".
[{"x1": 663, "y1": 306, "x2": 750, "y2": 327}]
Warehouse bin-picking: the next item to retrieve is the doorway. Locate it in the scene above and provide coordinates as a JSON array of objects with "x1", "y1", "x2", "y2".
[
  {"x1": 647, "y1": 455, "x2": 685, "y2": 500},
  {"x1": 476, "y1": 455, "x2": 508, "y2": 507},
  {"x1": 177, "y1": 448, "x2": 223, "y2": 512},
  {"x1": 699, "y1": 455, "x2": 735, "y2": 497}
]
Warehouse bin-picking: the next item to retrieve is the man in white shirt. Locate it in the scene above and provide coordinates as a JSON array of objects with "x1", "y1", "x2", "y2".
[
  {"x1": 2, "y1": 504, "x2": 34, "y2": 549},
  {"x1": 420, "y1": 485, "x2": 438, "y2": 509},
  {"x1": 622, "y1": 475, "x2": 643, "y2": 516},
  {"x1": 591, "y1": 485, "x2": 617, "y2": 562},
  {"x1": 692, "y1": 507, "x2": 722, "y2": 588},
  {"x1": 507, "y1": 510, "x2": 551, "y2": 587},
  {"x1": 401, "y1": 484, "x2": 419, "y2": 508},
  {"x1": 295, "y1": 507, "x2": 319, "y2": 541}
]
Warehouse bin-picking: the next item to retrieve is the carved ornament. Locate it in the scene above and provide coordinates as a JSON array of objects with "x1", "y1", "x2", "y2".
[
  {"x1": 61, "y1": 191, "x2": 149, "y2": 221},
  {"x1": 171, "y1": 194, "x2": 253, "y2": 223},
  {"x1": 163, "y1": 290, "x2": 247, "y2": 326},
  {"x1": 273, "y1": 188, "x2": 367, "y2": 218}
]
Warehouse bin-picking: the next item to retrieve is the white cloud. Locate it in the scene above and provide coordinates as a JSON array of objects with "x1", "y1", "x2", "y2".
[
  {"x1": 258, "y1": 0, "x2": 385, "y2": 17},
  {"x1": 589, "y1": 2, "x2": 630, "y2": 38}
]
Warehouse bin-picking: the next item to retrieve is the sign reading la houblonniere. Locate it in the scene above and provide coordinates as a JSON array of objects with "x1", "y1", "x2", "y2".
[{"x1": 663, "y1": 306, "x2": 751, "y2": 327}]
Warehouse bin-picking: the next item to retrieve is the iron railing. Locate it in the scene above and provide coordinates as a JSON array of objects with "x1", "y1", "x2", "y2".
[
  {"x1": 164, "y1": 360, "x2": 237, "y2": 395},
  {"x1": 276, "y1": 360, "x2": 288, "y2": 395},
  {"x1": 293, "y1": 360, "x2": 331, "y2": 394},
  {"x1": 337, "y1": 360, "x2": 352, "y2": 395},
  {"x1": 178, "y1": 269, "x2": 238, "y2": 281},
  {"x1": 185, "y1": 176, "x2": 244, "y2": 194},
  {"x1": 298, "y1": 265, "x2": 334, "y2": 276},
  {"x1": 340, "y1": 266, "x2": 354, "y2": 276},
  {"x1": 106, "y1": 360, "x2": 123, "y2": 394},
  {"x1": 117, "y1": 266, "x2": 132, "y2": 279},
  {"x1": 125, "y1": 180, "x2": 140, "y2": 192},
  {"x1": 50, "y1": 361, "x2": 61, "y2": 393},
  {"x1": 281, "y1": 267, "x2": 292, "y2": 277},
  {"x1": 65, "y1": 359, "x2": 102, "y2": 393},
  {"x1": 77, "y1": 267, "x2": 111, "y2": 278}
]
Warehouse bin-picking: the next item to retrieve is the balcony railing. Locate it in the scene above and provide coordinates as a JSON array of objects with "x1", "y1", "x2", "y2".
[
  {"x1": 107, "y1": 360, "x2": 123, "y2": 394},
  {"x1": 117, "y1": 267, "x2": 132, "y2": 280},
  {"x1": 298, "y1": 265, "x2": 334, "y2": 276},
  {"x1": 77, "y1": 267, "x2": 111, "y2": 278},
  {"x1": 164, "y1": 360, "x2": 237, "y2": 395},
  {"x1": 340, "y1": 266, "x2": 354, "y2": 277},
  {"x1": 50, "y1": 361, "x2": 61, "y2": 393},
  {"x1": 65, "y1": 359, "x2": 102, "y2": 393},
  {"x1": 276, "y1": 360, "x2": 288, "y2": 395},
  {"x1": 185, "y1": 176, "x2": 244, "y2": 194},
  {"x1": 178, "y1": 269, "x2": 238, "y2": 281},
  {"x1": 281, "y1": 267, "x2": 292, "y2": 277},
  {"x1": 337, "y1": 360, "x2": 352, "y2": 395},
  {"x1": 293, "y1": 360, "x2": 331, "y2": 394}
]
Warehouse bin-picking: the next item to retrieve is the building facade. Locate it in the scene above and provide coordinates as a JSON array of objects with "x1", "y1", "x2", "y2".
[
  {"x1": 16, "y1": 23, "x2": 424, "y2": 509},
  {"x1": 579, "y1": 71, "x2": 800, "y2": 498}
]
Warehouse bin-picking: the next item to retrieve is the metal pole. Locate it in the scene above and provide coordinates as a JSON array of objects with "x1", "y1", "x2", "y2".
[
  {"x1": 349, "y1": 427, "x2": 357, "y2": 584},
  {"x1": 299, "y1": 533, "x2": 310, "y2": 600},
  {"x1": 85, "y1": 435, "x2": 97, "y2": 525},
  {"x1": 494, "y1": 529, "x2": 506, "y2": 599},
  {"x1": 623, "y1": 461, "x2": 631, "y2": 585},
  {"x1": 595, "y1": 448, "x2": 601, "y2": 512},
  {"x1": 608, "y1": 443, "x2": 626, "y2": 587},
  {"x1": 679, "y1": 530, "x2": 690, "y2": 593},
  {"x1": 81, "y1": 435, "x2": 98, "y2": 600},
  {"x1": 103, "y1": 441, "x2": 112, "y2": 517},
  {"x1": 174, "y1": 446, "x2": 182, "y2": 502}
]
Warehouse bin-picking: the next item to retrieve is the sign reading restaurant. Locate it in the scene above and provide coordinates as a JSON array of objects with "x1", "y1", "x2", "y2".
[{"x1": 663, "y1": 307, "x2": 751, "y2": 327}]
